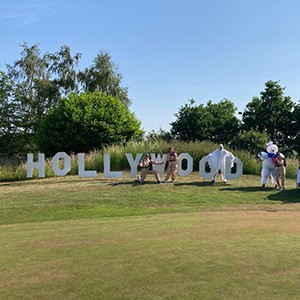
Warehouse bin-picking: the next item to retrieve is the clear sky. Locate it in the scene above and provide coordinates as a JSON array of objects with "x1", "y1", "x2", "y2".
[{"x1": 1, "y1": 0, "x2": 300, "y2": 133}]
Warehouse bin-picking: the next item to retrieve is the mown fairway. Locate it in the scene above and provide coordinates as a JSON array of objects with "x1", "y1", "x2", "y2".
[{"x1": 0, "y1": 173, "x2": 299, "y2": 299}]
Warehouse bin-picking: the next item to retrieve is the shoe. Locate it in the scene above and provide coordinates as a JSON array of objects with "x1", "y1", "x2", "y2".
[
  {"x1": 211, "y1": 179, "x2": 215, "y2": 183},
  {"x1": 274, "y1": 184, "x2": 278, "y2": 189},
  {"x1": 280, "y1": 187, "x2": 285, "y2": 191},
  {"x1": 157, "y1": 181, "x2": 162, "y2": 184},
  {"x1": 261, "y1": 184, "x2": 265, "y2": 188},
  {"x1": 223, "y1": 179, "x2": 227, "y2": 183}
]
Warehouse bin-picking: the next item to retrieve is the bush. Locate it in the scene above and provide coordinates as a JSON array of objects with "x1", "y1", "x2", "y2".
[{"x1": 36, "y1": 91, "x2": 144, "y2": 156}]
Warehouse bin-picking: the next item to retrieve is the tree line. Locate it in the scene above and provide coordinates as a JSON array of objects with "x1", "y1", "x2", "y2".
[
  {"x1": 168, "y1": 80, "x2": 300, "y2": 157},
  {"x1": 0, "y1": 43, "x2": 299, "y2": 159}
]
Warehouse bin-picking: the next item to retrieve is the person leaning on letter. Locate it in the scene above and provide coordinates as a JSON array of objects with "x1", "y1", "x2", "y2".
[{"x1": 137, "y1": 153, "x2": 164, "y2": 184}]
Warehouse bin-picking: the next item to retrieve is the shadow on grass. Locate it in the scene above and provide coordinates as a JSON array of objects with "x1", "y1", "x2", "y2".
[
  {"x1": 109, "y1": 180, "x2": 162, "y2": 187},
  {"x1": 220, "y1": 186, "x2": 268, "y2": 192},
  {"x1": 267, "y1": 189, "x2": 300, "y2": 203},
  {"x1": 175, "y1": 181, "x2": 227, "y2": 187},
  {"x1": 220, "y1": 186, "x2": 300, "y2": 203}
]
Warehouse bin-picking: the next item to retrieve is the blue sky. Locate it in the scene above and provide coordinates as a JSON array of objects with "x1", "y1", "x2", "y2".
[{"x1": 1, "y1": 0, "x2": 300, "y2": 133}]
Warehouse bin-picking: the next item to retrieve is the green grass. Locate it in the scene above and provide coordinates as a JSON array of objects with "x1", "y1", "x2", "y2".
[{"x1": 0, "y1": 173, "x2": 299, "y2": 299}]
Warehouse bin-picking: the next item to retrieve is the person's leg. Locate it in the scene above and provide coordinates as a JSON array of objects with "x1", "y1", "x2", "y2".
[
  {"x1": 148, "y1": 170, "x2": 161, "y2": 183},
  {"x1": 275, "y1": 169, "x2": 281, "y2": 189},
  {"x1": 139, "y1": 169, "x2": 148, "y2": 182},
  {"x1": 210, "y1": 168, "x2": 218, "y2": 182},
  {"x1": 163, "y1": 165, "x2": 172, "y2": 182},
  {"x1": 261, "y1": 168, "x2": 270, "y2": 187},
  {"x1": 171, "y1": 164, "x2": 177, "y2": 182}
]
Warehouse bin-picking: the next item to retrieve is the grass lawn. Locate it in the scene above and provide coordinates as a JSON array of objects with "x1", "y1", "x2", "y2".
[{"x1": 0, "y1": 173, "x2": 299, "y2": 299}]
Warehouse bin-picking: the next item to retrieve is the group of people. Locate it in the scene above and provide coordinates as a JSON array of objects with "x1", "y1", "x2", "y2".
[
  {"x1": 259, "y1": 141, "x2": 286, "y2": 191},
  {"x1": 137, "y1": 144, "x2": 235, "y2": 184},
  {"x1": 137, "y1": 147, "x2": 178, "y2": 184},
  {"x1": 137, "y1": 142, "x2": 293, "y2": 191}
]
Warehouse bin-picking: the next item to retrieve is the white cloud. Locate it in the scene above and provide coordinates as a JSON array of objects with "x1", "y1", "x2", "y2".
[{"x1": 0, "y1": 0, "x2": 59, "y2": 26}]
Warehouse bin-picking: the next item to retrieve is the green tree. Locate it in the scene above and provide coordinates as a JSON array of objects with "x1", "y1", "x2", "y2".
[
  {"x1": 0, "y1": 43, "x2": 132, "y2": 157},
  {"x1": 78, "y1": 51, "x2": 131, "y2": 107},
  {"x1": 37, "y1": 91, "x2": 143, "y2": 156},
  {"x1": 290, "y1": 102, "x2": 300, "y2": 156},
  {"x1": 242, "y1": 80, "x2": 296, "y2": 155},
  {"x1": 230, "y1": 130, "x2": 270, "y2": 154},
  {"x1": 170, "y1": 99, "x2": 240, "y2": 143}
]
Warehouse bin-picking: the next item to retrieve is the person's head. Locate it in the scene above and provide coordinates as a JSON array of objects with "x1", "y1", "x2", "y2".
[
  {"x1": 218, "y1": 144, "x2": 224, "y2": 151},
  {"x1": 145, "y1": 153, "x2": 150, "y2": 159}
]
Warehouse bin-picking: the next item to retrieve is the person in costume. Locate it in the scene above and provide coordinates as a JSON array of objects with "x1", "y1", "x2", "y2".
[
  {"x1": 207, "y1": 144, "x2": 235, "y2": 183},
  {"x1": 274, "y1": 152, "x2": 286, "y2": 191},
  {"x1": 137, "y1": 153, "x2": 164, "y2": 183},
  {"x1": 258, "y1": 141, "x2": 278, "y2": 188},
  {"x1": 162, "y1": 147, "x2": 178, "y2": 183}
]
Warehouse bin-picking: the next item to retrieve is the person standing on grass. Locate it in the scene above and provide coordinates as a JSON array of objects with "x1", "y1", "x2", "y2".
[
  {"x1": 274, "y1": 152, "x2": 286, "y2": 191},
  {"x1": 207, "y1": 144, "x2": 235, "y2": 183},
  {"x1": 137, "y1": 153, "x2": 164, "y2": 184},
  {"x1": 162, "y1": 147, "x2": 178, "y2": 183}
]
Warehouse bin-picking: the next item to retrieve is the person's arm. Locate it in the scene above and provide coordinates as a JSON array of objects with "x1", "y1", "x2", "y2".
[{"x1": 151, "y1": 160, "x2": 164, "y2": 165}]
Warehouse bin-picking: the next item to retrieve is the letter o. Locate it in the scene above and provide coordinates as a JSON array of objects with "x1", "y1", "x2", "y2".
[
  {"x1": 177, "y1": 153, "x2": 193, "y2": 176},
  {"x1": 52, "y1": 152, "x2": 71, "y2": 176}
]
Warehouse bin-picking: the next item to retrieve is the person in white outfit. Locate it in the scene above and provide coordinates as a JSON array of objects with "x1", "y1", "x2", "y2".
[{"x1": 207, "y1": 144, "x2": 235, "y2": 183}]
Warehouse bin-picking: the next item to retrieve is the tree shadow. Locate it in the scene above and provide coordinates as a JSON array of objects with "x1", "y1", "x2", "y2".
[
  {"x1": 220, "y1": 186, "x2": 300, "y2": 203},
  {"x1": 267, "y1": 189, "x2": 300, "y2": 203}
]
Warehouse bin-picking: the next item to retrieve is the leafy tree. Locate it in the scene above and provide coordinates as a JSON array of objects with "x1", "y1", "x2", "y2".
[
  {"x1": 0, "y1": 43, "x2": 132, "y2": 157},
  {"x1": 78, "y1": 51, "x2": 131, "y2": 107},
  {"x1": 242, "y1": 80, "x2": 296, "y2": 155},
  {"x1": 146, "y1": 128, "x2": 172, "y2": 142},
  {"x1": 37, "y1": 91, "x2": 143, "y2": 156},
  {"x1": 230, "y1": 130, "x2": 270, "y2": 154},
  {"x1": 206, "y1": 100, "x2": 240, "y2": 143},
  {"x1": 290, "y1": 102, "x2": 300, "y2": 156},
  {"x1": 170, "y1": 99, "x2": 240, "y2": 143}
]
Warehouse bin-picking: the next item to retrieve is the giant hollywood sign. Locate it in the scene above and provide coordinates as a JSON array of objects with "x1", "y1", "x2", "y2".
[{"x1": 27, "y1": 152, "x2": 243, "y2": 180}]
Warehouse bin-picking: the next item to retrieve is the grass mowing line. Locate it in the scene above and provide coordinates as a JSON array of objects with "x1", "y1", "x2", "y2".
[{"x1": 0, "y1": 211, "x2": 299, "y2": 299}]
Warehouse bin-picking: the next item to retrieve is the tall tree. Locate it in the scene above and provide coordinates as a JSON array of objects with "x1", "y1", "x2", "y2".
[
  {"x1": 170, "y1": 99, "x2": 240, "y2": 143},
  {"x1": 78, "y1": 51, "x2": 131, "y2": 106},
  {"x1": 242, "y1": 80, "x2": 295, "y2": 154},
  {"x1": 0, "y1": 43, "x2": 133, "y2": 157},
  {"x1": 37, "y1": 91, "x2": 143, "y2": 156}
]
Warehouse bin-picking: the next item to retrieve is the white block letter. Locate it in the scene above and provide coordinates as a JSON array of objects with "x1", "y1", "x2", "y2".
[
  {"x1": 103, "y1": 154, "x2": 122, "y2": 178},
  {"x1": 151, "y1": 153, "x2": 167, "y2": 177},
  {"x1": 52, "y1": 152, "x2": 71, "y2": 176},
  {"x1": 225, "y1": 157, "x2": 243, "y2": 179},
  {"x1": 126, "y1": 153, "x2": 143, "y2": 177},
  {"x1": 199, "y1": 156, "x2": 216, "y2": 179},
  {"x1": 78, "y1": 153, "x2": 97, "y2": 177},
  {"x1": 27, "y1": 153, "x2": 45, "y2": 178},
  {"x1": 177, "y1": 153, "x2": 193, "y2": 176}
]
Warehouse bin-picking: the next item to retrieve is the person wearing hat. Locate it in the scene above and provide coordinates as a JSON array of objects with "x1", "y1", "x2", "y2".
[
  {"x1": 162, "y1": 147, "x2": 178, "y2": 183},
  {"x1": 137, "y1": 153, "x2": 164, "y2": 183}
]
